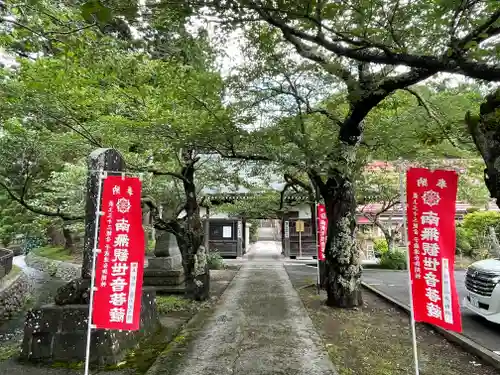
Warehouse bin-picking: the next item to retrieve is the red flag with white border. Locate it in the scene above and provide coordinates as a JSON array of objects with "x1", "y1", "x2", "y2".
[
  {"x1": 406, "y1": 168, "x2": 462, "y2": 332},
  {"x1": 92, "y1": 176, "x2": 145, "y2": 331}
]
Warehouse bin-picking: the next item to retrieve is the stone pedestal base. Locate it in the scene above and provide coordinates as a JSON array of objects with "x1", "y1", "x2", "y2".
[
  {"x1": 143, "y1": 250, "x2": 186, "y2": 294},
  {"x1": 143, "y1": 267, "x2": 185, "y2": 294},
  {"x1": 148, "y1": 254, "x2": 182, "y2": 270},
  {"x1": 21, "y1": 287, "x2": 159, "y2": 365}
]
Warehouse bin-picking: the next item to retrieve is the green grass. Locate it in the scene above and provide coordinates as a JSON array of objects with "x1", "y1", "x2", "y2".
[
  {"x1": 32, "y1": 246, "x2": 74, "y2": 261},
  {"x1": 0, "y1": 341, "x2": 21, "y2": 361},
  {"x1": 297, "y1": 286, "x2": 499, "y2": 375},
  {"x1": 156, "y1": 296, "x2": 192, "y2": 314}
]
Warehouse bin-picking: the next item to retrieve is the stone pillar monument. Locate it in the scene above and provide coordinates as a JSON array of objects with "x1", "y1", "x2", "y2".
[
  {"x1": 143, "y1": 232, "x2": 186, "y2": 293},
  {"x1": 21, "y1": 148, "x2": 159, "y2": 366}
]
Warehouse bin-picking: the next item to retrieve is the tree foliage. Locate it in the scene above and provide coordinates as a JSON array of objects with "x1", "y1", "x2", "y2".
[{"x1": 0, "y1": 0, "x2": 239, "y2": 297}]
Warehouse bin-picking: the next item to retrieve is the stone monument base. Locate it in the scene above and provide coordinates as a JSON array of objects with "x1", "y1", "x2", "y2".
[
  {"x1": 21, "y1": 287, "x2": 159, "y2": 366},
  {"x1": 143, "y1": 254, "x2": 186, "y2": 295},
  {"x1": 143, "y1": 267, "x2": 186, "y2": 294}
]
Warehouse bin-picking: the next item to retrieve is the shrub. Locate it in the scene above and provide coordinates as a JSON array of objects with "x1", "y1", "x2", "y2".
[
  {"x1": 380, "y1": 249, "x2": 407, "y2": 270},
  {"x1": 456, "y1": 225, "x2": 472, "y2": 256},
  {"x1": 146, "y1": 240, "x2": 155, "y2": 255},
  {"x1": 373, "y1": 239, "x2": 388, "y2": 258},
  {"x1": 206, "y1": 250, "x2": 225, "y2": 270},
  {"x1": 248, "y1": 219, "x2": 259, "y2": 243},
  {"x1": 459, "y1": 211, "x2": 500, "y2": 258},
  {"x1": 471, "y1": 248, "x2": 490, "y2": 260}
]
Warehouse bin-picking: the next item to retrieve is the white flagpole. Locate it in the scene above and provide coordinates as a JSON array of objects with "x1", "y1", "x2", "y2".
[
  {"x1": 84, "y1": 169, "x2": 105, "y2": 375},
  {"x1": 398, "y1": 162, "x2": 420, "y2": 375}
]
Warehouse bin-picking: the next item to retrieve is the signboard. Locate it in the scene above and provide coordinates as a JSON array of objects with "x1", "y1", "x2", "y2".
[
  {"x1": 284, "y1": 221, "x2": 290, "y2": 239},
  {"x1": 223, "y1": 226, "x2": 232, "y2": 238},
  {"x1": 406, "y1": 168, "x2": 462, "y2": 333},
  {"x1": 93, "y1": 176, "x2": 145, "y2": 331},
  {"x1": 317, "y1": 204, "x2": 328, "y2": 261},
  {"x1": 237, "y1": 221, "x2": 242, "y2": 239},
  {"x1": 296, "y1": 220, "x2": 305, "y2": 232}
]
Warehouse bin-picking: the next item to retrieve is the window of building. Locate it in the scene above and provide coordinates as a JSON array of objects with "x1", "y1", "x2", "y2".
[{"x1": 365, "y1": 243, "x2": 375, "y2": 260}]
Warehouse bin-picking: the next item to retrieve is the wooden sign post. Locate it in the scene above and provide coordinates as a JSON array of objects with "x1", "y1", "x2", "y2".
[{"x1": 296, "y1": 220, "x2": 304, "y2": 258}]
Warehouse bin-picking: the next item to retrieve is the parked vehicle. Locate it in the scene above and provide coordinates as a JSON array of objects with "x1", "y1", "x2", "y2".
[{"x1": 463, "y1": 258, "x2": 500, "y2": 324}]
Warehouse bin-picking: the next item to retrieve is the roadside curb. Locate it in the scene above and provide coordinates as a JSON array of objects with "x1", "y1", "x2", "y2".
[{"x1": 362, "y1": 282, "x2": 500, "y2": 370}]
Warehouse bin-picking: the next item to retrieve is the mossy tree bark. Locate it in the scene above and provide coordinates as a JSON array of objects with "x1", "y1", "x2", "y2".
[
  {"x1": 320, "y1": 170, "x2": 362, "y2": 307},
  {"x1": 467, "y1": 89, "x2": 500, "y2": 209}
]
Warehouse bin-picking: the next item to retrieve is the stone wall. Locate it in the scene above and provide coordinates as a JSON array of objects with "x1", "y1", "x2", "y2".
[
  {"x1": 0, "y1": 248, "x2": 14, "y2": 279},
  {"x1": 0, "y1": 270, "x2": 32, "y2": 322},
  {"x1": 25, "y1": 252, "x2": 81, "y2": 281}
]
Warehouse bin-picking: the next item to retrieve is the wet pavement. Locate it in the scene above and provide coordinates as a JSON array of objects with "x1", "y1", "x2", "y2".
[
  {"x1": 148, "y1": 236, "x2": 337, "y2": 375},
  {"x1": 0, "y1": 256, "x2": 65, "y2": 344}
]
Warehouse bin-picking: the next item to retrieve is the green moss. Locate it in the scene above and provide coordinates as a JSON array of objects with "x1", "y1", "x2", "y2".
[
  {"x1": 103, "y1": 322, "x2": 187, "y2": 373},
  {"x1": 32, "y1": 246, "x2": 74, "y2": 261},
  {"x1": 146, "y1": 240, "x2": 156, "y2": 255},
  {"x1": 51, "y1": 361, "x2": 84, "y2": 369},
  {"x1": 173, "y1": 334, "x2": 185, "y2": 343},
  {"x1": 0, "y1": 342, "x2": 20, "y2": 360},
  {"x1": 156, "y1": 296, "x2": 192, "y2": 314}
]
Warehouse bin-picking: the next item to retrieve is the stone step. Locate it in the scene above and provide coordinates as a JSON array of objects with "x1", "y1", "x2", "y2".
[
  {"x1": 152, "y1": 285, "x2": 186, "y2": 295},
  {"x1": 143, "y1": 268, "x2": 184, "y2": 278},
  {"x1": 143, "y1": 276, "x2": 185, "y2": 286}
]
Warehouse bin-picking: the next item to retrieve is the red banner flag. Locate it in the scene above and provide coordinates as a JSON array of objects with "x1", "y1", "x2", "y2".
[
  {"x1": 406, "y1": 168, "x2": 462, "y2": 332},
  {"x1": 92, "y1": 176, "x2": 145, "y2": 331},
  {"x1": 317, "y1": 204, "x2": 328, "y2": 261}
]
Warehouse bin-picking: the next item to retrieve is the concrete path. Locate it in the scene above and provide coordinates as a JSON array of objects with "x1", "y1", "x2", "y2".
[
  {"x1": 256, "y1": 225, "x2": 280, "y2": 241},
  {"x1": 151, "y1": 240, "x2": 336, "y2": 375}
]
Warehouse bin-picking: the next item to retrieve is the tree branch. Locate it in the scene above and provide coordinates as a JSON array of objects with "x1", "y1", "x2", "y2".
[
  {"x1": 245, "y1": 3, "x2": 500, "y2": 81},
  {"x1": 404, "y1": 87, "x2": 458, "y2": 147},
  {"x1": 147, "y1": 168, "x2": 191, "y2": 184},
  {"x1": 142, "y1": 196, "x2": 183, "y2": 235},
  {"x1": 248, "y1": 4, "x2": 358, "y2": 90},
  {"x1": 0, "y1": 180, "x2": 84, "y2": 221}
]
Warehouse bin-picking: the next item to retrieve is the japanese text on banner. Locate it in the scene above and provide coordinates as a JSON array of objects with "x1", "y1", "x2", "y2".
[
  {"x1": 317, "y1": 204, "x2": 328, "y2": 261},
  {"x1": 406, "y1": 168, "x2": 462, "y2": 333},
  {"x1": 93, "y1": 176, "x2": 145, "y2": 331}
]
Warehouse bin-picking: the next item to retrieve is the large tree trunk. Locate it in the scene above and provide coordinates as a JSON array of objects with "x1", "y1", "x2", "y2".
[
  {"x1": 467, "y1": 89, "x2": 500, "y2": 208},
  {"x1": 175, "y1": 216, "x2": 207, "y2": 301},
  {"x1": 386, "y1": 235, "x2": 395, "y2": 253},
  {"x1": 323, "y1": 171, "x2": 363, "y2": 308},
  {"x1": 62, "y1": 222, "x2": 76, "y2": 253},
  {"x1": 143, "y1": 151, "x2": 209, "y2": 301},
  {"x1": 46, "y1": 224, "x2": 65, "y2": 247}
]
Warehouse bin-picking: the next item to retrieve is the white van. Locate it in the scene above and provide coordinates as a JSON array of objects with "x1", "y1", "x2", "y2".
[{"x1": 463, "y1": 259, "x2": 500, "y2": 323}]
